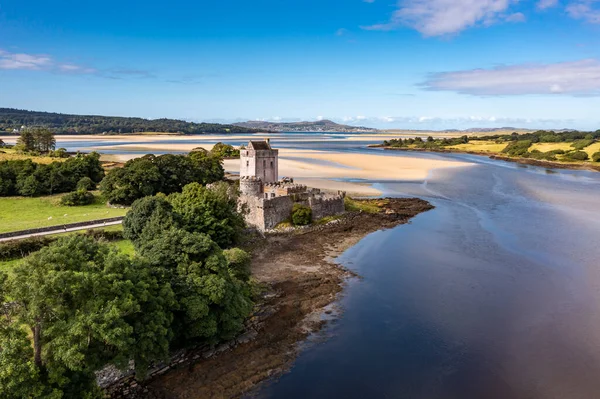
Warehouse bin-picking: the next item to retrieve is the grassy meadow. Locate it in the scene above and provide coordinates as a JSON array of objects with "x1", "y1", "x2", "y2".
[
  {"x1": 0, "y1": 148, "x2": 67, "y2": 164},
  {"x1": 0, "y1": 193, "x2": 128, "y2": 233},
  {"x1": 446, "y1": 140, "x2": 508, "y2": 153}
]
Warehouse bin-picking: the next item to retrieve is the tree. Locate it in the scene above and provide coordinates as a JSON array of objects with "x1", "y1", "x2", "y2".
[
  {"x1": 168, "y1": 182, "x2": 245, "y2": 248},
  {"x1": 15, "y1": 129, "x2": 35, "y2": 152},
  {"x1": 100, "y1": 152, "x2": 223, "y2": 205},
  {"x1": 138, "y1": 228, "x2": 253, "y2": 343},
  {"x1": 211, "y1": 143, "x2": 240, "y2": 159},
  {"x1": 99, "y1": 156, "x2": 162, "y2": 205},
  {"x1": 4, "y1": 235, "x2": 175, "y2": 395},
  {"x1": 188, "y1": 150, "x2": 225, "y2": 184},
  {"x1": 122, "y1": 195, "x2": 180, "y2": 246},
  {"x1": 593, "y1": 152, "x2": 600, "y2": 162}
]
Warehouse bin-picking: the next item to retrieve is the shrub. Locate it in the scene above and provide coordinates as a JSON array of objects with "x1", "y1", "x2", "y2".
[
  {"x1": 592, "y1": 152, "x2": 600, "y2": 162},
  {"x1": 0, "y1": 236, "x2": 55, "y2": 261},
  {"x1": 571, "y1": 139, "x2": 595, "y2": 150},
  {"x1": 60, "y1": 189, "x2": 95, "y2": 206},
  {"x1": 502, "y1": 140, "x2": 532, "y2": 156},
  {"x1": 223, "y1": 248, "x2": 252, "y2": 281},
  {"x1": 291, "y1": 204, "x2": 312, "y2": 226},
  {"x1": 563, "y1": 151, "x2": 589, "y2": 161},
  {"x1": 77, "y1": 176, "x2": 96, "y2": 191}
]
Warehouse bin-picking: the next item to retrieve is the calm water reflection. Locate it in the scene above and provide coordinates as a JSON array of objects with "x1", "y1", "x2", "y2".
[{"x1": 254, "y1": 155, "x2": 600, "y2": 399}]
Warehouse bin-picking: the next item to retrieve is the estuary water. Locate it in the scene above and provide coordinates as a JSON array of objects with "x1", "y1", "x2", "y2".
[
  {"x1": 14, "y1": 133, "x2": 600, "y2": 397},
  {"x1": 252, "y1": 152, "x2": 600, "y2": 399}
]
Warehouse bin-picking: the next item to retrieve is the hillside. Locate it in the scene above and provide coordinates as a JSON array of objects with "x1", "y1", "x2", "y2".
[
  {"x1": 0, "y1": 108, "x2": 268, "y2": 135},
  {"x1": 233, "y1": 119, "x2": 379, "y2": 132}
]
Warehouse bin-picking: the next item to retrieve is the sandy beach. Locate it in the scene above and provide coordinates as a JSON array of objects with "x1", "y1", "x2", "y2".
[{"x1": 2, "y1": 134, "x2": 474, "y2": 195}]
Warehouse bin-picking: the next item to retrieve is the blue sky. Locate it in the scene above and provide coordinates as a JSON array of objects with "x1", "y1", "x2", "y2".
[{"x1": 1, "y1": 0, "x2": 600, "y2": 130}]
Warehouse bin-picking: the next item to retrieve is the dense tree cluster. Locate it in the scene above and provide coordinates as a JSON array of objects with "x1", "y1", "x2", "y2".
[
  {"x1": 15, "y1": 128, "x2": 56, "y2": 153},
  {"x1": 383, "y1": 130, "x2": 599, "y2": 163},
  {"x1": 100, "y1": 151, "x2": 224, "y2": 205},
  {"x1": 0, "y1": 108, "x2": 268, "y2": 135},
  {"x1": 0, "y1": 181, "x2": 253, "y2": 398},
  {"x1": 0, "y1": 153, "x2": 104, "y2": 197},
  {"x1": 476, "y1": 130, "x2": 600, "y2": 143}
]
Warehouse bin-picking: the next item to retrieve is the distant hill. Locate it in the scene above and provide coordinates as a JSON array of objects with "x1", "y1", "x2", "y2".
[
  {"x1": 233, "y1": 119, "x2": 379, "y2": 132},
  {"x1": 0, "y1": 108, "x2": 268, "y2": 135}
]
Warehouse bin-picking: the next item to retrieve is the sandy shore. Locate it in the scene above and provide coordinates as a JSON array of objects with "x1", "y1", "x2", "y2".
[{"x1": 3, "y1": 134, "x2": 475, "y2": 195}]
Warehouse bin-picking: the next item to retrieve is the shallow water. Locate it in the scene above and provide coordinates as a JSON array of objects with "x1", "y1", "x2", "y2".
[{"x1": 251, "y1": 152, "x2": 600, "y2": 399}]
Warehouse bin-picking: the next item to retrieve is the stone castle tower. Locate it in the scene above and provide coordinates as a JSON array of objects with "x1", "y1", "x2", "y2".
[{"x1": 240, "y1": 139, "x2": 278, "y2": 183}]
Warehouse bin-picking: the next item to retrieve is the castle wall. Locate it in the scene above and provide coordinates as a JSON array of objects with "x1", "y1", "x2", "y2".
[
  {"x1": 240, "y1": 195, "x2": 293, "y2": 231},
  {"x1": 308, "y1": 195, "x2": 345, "y2": 221}
]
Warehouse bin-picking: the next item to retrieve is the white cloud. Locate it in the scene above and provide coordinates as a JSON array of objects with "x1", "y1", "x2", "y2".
[
  {"x1": 0, "y1": 51, "x2": 52, "y2": 70},
  {"x1": 0, "y1": 49, "x2": 95, "y2": 74},
  {"x1": 566, "y1": 0, "x2": 600, "y2": 23},
  {"x1": 422, "y1": 59, "x2": 600, "y2": 96},
  {"x1": 537, "y1": 0, "x2": 559, "y2": 10},
  {"x1": 362, "y1": 0, "x2": 520, "y2": 36}
]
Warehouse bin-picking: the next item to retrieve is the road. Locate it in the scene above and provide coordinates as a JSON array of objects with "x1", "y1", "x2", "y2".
[{"x1": 0, "y1": 220, "x2": 123, "y2": 242}]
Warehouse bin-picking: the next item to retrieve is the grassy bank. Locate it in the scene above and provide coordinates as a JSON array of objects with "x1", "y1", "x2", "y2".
[{"x1": 0, "y1": 193, "x2": 128, "y2": 233}]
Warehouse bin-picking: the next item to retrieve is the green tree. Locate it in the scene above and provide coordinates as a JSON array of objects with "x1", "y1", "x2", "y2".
[
  {"x1": 168, "y1": 182, "x2": 245, "y2": 248},
  {"x1": 123, "y1": 195, "x2": 180, "y2": 247},
  {"x1": 138, "y1": 228, "x2": 253, "y2": 343},
  {"x1": 15, "y1": 129, "x2": 36, "y2": 152},
  {"x1": 211, "y1": 142, "x2": 240, "y2": 159},
  {"x1": 592, "y1": 152, "x2": 600, "y2": 162},
  {"x1": 5, "y1": 235, "x2": 175, "y2": 394},
  {"x1": 99, "y1": 156, "x2": 162, "y2": 205}
]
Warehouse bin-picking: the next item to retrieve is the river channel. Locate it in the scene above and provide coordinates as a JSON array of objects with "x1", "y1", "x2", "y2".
[{"x1": 252, "y1": 151, "x2": 600, "y2": 399}]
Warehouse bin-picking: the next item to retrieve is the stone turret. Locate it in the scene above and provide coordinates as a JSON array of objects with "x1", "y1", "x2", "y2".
[{"x1": 240, "y1": 176, "x2": 263, "y2": 197}]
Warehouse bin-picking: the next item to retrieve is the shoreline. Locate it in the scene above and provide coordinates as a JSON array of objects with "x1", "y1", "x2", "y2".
[
  {"x1": 376, "y1": 146, "x2": 600, "y2": 173},
  {"x1": 129, "y1": 198, "x2": 434, "y2": 399}
]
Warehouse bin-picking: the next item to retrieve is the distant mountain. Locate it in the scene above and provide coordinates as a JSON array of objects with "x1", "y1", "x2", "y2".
[
  {"x1": 0, "y1": 108, "x2": 268, "y2": 135},
  {"x1": 233, "y1": 119, "x2": 379, "y2": 132}
]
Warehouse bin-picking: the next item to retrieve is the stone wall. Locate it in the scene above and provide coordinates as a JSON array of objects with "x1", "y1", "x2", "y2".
[
  {"x1": 240, "y1": 195, "x2": 294, "y2": 231},
  {"x1": 308, "y1": 195, "x2": 345, "y2": 221}
]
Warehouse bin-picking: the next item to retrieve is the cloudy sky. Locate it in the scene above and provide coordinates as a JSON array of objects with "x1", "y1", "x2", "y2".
[{"x1": 1, "y1": 0, "x2": 600, "y2": 130}]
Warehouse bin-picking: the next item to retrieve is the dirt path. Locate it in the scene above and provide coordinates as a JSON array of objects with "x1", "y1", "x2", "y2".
[{"x1": 146, "y1": 198, "x2": 433, "y2": 399}]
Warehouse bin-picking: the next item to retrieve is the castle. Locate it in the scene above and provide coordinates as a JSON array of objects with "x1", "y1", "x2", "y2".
[{"x1": 239, "y1": 140, "x2": 345, "y2": 231}]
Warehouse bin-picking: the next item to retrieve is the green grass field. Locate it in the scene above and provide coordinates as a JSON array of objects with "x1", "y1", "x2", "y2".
[
  {"x1": 0, "y1": 193, "x2": 128, "y2": 233},
  {"x1": 447, "y1": 140, "x2": 508, "y2": 153},
  {"x1": 0, "y1": 148, "x2": 67, "y2": 164},
  {"x1": 530, "y1": 142, "x2": 574, "y2": 153},
  {"x1": 585, "y1": 142, "x2": 600, "y2": 157}
]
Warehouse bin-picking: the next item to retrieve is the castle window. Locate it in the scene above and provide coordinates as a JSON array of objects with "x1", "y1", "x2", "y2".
[
  {"x1": 270, "y1": 161, "x2": 273, "y2": 167},
  {"x1": 263, "y1": 160, "x2": 266, "y2": 168},
  {"x1": 246, "y1": 161, "x2": 249, "y2": 168}
]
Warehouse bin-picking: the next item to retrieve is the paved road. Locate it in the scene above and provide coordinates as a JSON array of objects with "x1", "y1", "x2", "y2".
[{"x1": 0, "y1": 220, "x2": 123, "y2": 242}]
